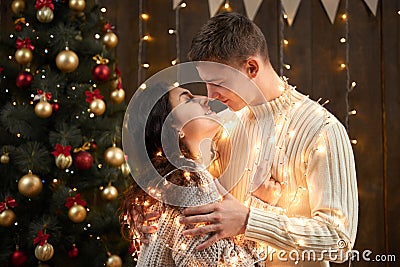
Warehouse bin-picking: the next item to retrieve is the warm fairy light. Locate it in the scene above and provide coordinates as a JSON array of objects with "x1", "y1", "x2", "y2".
[
  {"x1": 156, "y1": 150, "x2": 162, "y2": 157},
  {"x1": 221, "y1": 129, "x2": 229, "y2": 139},
  {"x1": 284, "y1": 64, "x2": 291, "y2": 70},
  {"x1": 317, "y1": 145, "x2": 325, "y2": 153},
  {"x1": 94, "y1": 33, "x2": 101, "y2": 39},
  {"x1": 30, "y1": 101, "x2": 34, "y2": 105},
  {"x1": 340, "y1": 63, "x2": 346, "y2": 69},
  {"x1": 298, "y1": 239, "x2": 305, "y2": 246},
  {"x1": 12, "y1": 101, "x2": 17, "y2": 106},
  {"x1": 142, "y1": 35, "x2": 150, "y2": 41},
  {"x1": 351, "y1": 82, "x2": 357, "y2": 89},
  {"x1": 53, "y1": 179, "x2": 58, "y2": 183},
  {"x1": 283, "y1": 39, "x2": 289, "y2": 45},
  {"x1": 17, "y1": 133, "x2": 21, "y2": 138},
  {"x1": 288, "y1": 130, "x2": 295, "y2": 138},
  {"x1": 139, "y1": 83, "x2": 147, "y2": 90},
  {"x1": 180, "y1": 243, "x2": 187, "y2": 250},
  {"x1": 351, "y1": 139, "x2": 358, "y2": 145},
  {"x1": 99, "y1": 186, "x2": 104, "y2": 190},
  {"x1": 144, "y1": 200, "x2": 150, "y2": 207},
  {"x1": 141, "y1": 13, "x2": 149, "y2": 20},
  {"x1": 348, "y1": 109, "x2": 357, "y2": 115},
  {"x1": 171, "y1": 59, "x2": 177, "y2": 65},
  {"x1": 149, "y1": 188, "x2": 156, "y2": 195},
  {"x1": 184, "y1": 171, "x2": 191, "y2": 181},
  {"x1": 142, "y1": 63, "x2": 150, "y2": 68},
  {"x1": 340, "y1": 37, "x2": 346, "y2": 43},
  {"x1": 97, "y1": 164, "x2": 102, "y2": 168},
  {"x1": 341, "y1": 14, "x2": 347, "y2": 20},
  {"x1": 173, "y1": 82, "x2": 180, "y2": 87},
  {"x1": 224, "y1": 3, "x2": 230, "y2": 9},
  {"x1": 73, "y1": 188, "x2": 78, "y2": 191},
  {"x1": 8, "y1": 55, "x2": 12, "y2": 60},
  {"x1": 283, "y1": 13, "x2": 288, "y2": 19},
  {"x1": 168, "y1": 29, "x2": 176, "y2": 34},
  {"x1": 100, "y1": 7, "x2": 107, "y2": 13},
  {"x1": 180, "y1": 2, "x2": 187, "y2": 8}
]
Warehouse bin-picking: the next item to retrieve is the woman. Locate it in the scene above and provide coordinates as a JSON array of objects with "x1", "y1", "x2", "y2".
[{"x1": 121, "y1": 83, "x2": 280, "y2": 266}]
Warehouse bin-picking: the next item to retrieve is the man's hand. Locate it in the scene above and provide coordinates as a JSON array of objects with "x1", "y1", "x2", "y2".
[
  {"x1": 134, "y1": 210, "x2": 160, "y2": 244},
  {"x1": 179, "y1": 180, "x2": 249, "y2": 250}
]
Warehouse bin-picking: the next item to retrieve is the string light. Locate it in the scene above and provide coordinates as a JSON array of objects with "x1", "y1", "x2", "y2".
[
  {"x1": 142, "y1": 63, "x2": 150, "y2": 69},
  {"x1": 140, "y1": 13, "x2": 149, "y2": 20},
  {"x1": 340, "y1": 37, "x2": 346, "y2": 43}
]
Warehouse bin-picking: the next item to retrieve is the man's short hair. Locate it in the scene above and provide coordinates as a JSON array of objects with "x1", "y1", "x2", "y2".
[{"x1": 188, "y1": 12, "x2": 269, "y2": 66}]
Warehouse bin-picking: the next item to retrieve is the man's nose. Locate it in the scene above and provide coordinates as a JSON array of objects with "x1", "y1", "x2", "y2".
[{"x1": 206, "y1": 83, "x2": 221, "y2": 100}]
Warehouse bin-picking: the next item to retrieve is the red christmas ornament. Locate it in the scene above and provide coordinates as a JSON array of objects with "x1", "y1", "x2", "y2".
[
  {"x1": 11, "y1": 249, "x2": 27, "y2": 266},
  {"x1": 74, "y1": 151, "x2": 93, "y2": 170},
  {"x1": 15, "y1": 24, "x2": 23, "y2": 31},
  {"x1": 68, "y1": 244, "x2": 79, "y2": 258},
  {"x1": 92, "y1": 64, "x2": 110, "y2": 82},
  {"x1": 91, "y1": 142, "x2": 97, "y2": 150},
  {"x1": 51, "y1": 102, "x2": 59, "y2": 112},
  {"x1": 16, "y1": 71, "x2": 33, "y2": 88}
]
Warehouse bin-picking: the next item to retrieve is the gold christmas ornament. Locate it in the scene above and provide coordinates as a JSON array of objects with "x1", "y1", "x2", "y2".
[
  {"x1": 36, "y1": 7, "x2": 54, "y2": 23},
  {"x1": 102, "y1": 32, "x2": 118, "y2": 48},
  {"x1": 55, "y1": 154, "x2": 73, "y2": 169},
  {"x1": 69, "y1": 0, "x2": 86, "y2": 11},
  {"x1": 15, "y1": 48, "x2": 33, "y2": 65},
  {"x1": 68, "y1": 203, "x2": 87, "y2": 223},
  {"x1": 110, "y1": 89, "x2": 125, "y2": 104},
  {"x1": 0, "y1": 209, "x2": 17, "y2": 227},
  {"x1": 35, "y1": 242, "x2": 54, "y2": 261},
  {"x1": 120, "y1": 162, "x2": 130, "y2": 177},
  {"x1": 104, "y1": 146, "x2": 125, "y2": 167},
  {"x1": 11, "y1": 0, "x2": 26, "y2": 14},
  {"x1": 106, "y1": 254, "x2": 122, "y2": 267},
  {"x1": 101, "y1": 184, "x2": 118, "y2": 201},
  {"x1": 35, "y1": 100, "x2": 53, "y2": 118},
  {"x1": 56, "y1": 49, "x2": 79, "y2": 73},
  {"x1": 0, "y1": 153, "x2": 10, "y2": 164},
  {"x1": 89, "y1": 98, "x2": 106, "y2": 116},
  {"x1": 18, "y1": 172, "x2": 43, "y2": 197}
]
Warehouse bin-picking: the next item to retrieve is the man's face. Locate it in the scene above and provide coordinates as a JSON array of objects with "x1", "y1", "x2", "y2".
[{"x1": 196, "y1": 63, "x2": 250, "y2": 112}]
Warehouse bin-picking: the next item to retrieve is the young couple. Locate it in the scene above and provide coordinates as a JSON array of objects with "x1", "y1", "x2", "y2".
[{"x1": 121, "y1": 12, "x2": 358, "y2": 267}]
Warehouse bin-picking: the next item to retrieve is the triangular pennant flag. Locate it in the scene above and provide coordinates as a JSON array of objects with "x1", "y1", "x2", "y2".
[
  {"x1": 363, "y1": 0, "x2": 379, "y2": 16},
  {"x1": 320, "y1": 0, "x2": 340, "y2": 24},
  {"x1": 208, "y1": 0, "x2": 224, "y2": 17},
  {"x1": 243, "y1": 0, "x2": 264, "y2": 21},
  {"x1": 173, "y1": 0, "x2": 183, "y2": 10},
  {"x1": 281, "y1": 0, "x2": 302, "y2": 26}
]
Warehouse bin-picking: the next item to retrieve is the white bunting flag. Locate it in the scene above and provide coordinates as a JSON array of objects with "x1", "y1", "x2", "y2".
[
  {"x1": 320, "y1": 0, "x2": 340, "y2": 24},
  {"x1": 363, "y1": 0, "x2": 379, "y2": 16},
  {"x1": 208, "y1": 0, "x2": 224, "y2": 17},
  {"x1": 281, "y1": 0, "x2": 302, "y2": 26},
  {"x1": 243, "y1": 0, "x2": 264, "y2": 21},
  {"x1": 173, "y1": 0, "x2": 183, "y2": 10}
]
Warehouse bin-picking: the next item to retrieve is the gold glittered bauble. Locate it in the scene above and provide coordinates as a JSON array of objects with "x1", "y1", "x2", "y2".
[
  {"x1": 55, "y1": 154, "x2": 73, "y2": 169},
  {"x1": 0, "y1": 209, "x2": 16, "y2": 227},
  {"x1": 15, "y1": 48, "x2": 32, "y2": 65},
  {"x1": 56, "y1": 49, "x2": 79, "y2": 73},
  {"x1": 0, "y1": 153, "x2": 10, "y2": 164},
  {"x1": 34, "y1": 242, "x2": 54, "y2": 261},
  {"x1": 120, "y1": 162, "x2": 130, "y2": 177},
  {"x1": 101, "y1": 185, "x2": 118, "y2": 201},
  {"x1": 106, "y1": 255, "x2": 122, "y2": 267},
  {"x1": 104, "y1": 146, "x2": 125, "y2": 167},
  {"x1": 18, "y1": 172, "x2": 43, "y2": 197},
  {"x1": 34, "y1": 101, "x2": 52, "y2": 118},
  {"x1": 110, "y1": 89, "x2": 125, "y2": 104},
  {"x1": 69, "y1": 0, "x2": 86, "y2": 11},
  {"x1": 68, "y1": 203, "x2": 87, "y2": 223},
  {"x1": 11, "y1": 0, "x2": 25, "y2": 14},
  {"x1": 89, "y1": 98, "x2": 106, "y2": 116},
  {"x1": 102, "y1": 32, "x2": 118, "y2": 48},
  {"x1": 36, "y1": 7, "x2": 54, "y2": 23}
]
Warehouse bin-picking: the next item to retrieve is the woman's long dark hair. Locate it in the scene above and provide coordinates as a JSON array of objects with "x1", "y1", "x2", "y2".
[{"x1": 120, "y1": 83, "x2": 203, "y2": 241}]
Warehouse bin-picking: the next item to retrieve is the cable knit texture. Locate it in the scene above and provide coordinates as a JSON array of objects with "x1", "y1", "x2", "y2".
[{"x1": 215, "y1": 87, "x2": 358, "y2": 267}]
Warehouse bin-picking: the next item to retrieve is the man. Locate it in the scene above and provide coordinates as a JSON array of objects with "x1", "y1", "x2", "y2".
[{"x1": 177, "y1": 12, "x2": 358, "y2": 266}]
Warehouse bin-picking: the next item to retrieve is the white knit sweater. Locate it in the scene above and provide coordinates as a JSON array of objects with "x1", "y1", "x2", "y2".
[
  {"x1": 214, "y1": 87, "x2": 358, "y2": 267},
  {"x1": 136, "y1": 170, "x2": 257, "y2": 266}
]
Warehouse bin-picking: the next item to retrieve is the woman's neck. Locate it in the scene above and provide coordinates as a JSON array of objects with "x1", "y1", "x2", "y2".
[{"x1": 185, "y1": 138, "x2": 214, "y2": 166}]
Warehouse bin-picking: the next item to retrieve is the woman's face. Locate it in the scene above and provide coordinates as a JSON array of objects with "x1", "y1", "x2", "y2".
[{"x1": 168, "y1": 87, "x2": 221, "y2": 141}]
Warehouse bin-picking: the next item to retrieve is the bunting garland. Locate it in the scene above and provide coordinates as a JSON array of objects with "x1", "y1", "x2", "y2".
[{"x1": 202, "y1": 0, "x2": 380, "y2": 24}]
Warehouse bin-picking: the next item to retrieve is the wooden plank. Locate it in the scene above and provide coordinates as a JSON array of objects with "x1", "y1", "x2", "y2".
[{"x1": 382, "y1": 0, "x2": 400, "y2": 265}]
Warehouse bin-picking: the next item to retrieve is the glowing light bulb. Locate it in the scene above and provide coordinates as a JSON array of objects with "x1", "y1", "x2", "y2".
[
  {"x1": 168, "y1": 29, "x2": 176, "y2": 34},
  {"x1": 142, "y1": 35, "x2": 150, "y2": 41},
  {"x1": 100, "y1": 7, "x2": 107, "y2": 13},
  {"x1": 180, "y1": 2, "x2": 187, "y2": 8},
  {"x1": 348, "y1": 109, "x2": 357, "y2": 115},
  {"x1": 340, "y1": 37, "x2": 346, "y2": 43},
  {"x1": 139, "y1": 83, "x2": 147, "y2": 90},
  {"x1": 171, "y1": 59, "x2": 177, "y2": 65},
  {"x1": 173, "y1": 82, "x2": 179, "y2": 87},
  {"x1": 283, "y1": 13, "x2": 288, "y2": 19},
  {"x1": 341, "y1": 14, "x2": 347, "y2": 20},
  {"x1": 284, "y1": 64, "x2": 291, "y2": 70},
  {"x1": 351, "y1": 139, "x2": 358, "y2": 145},
  {"x1": 180, "y1": 243, "x2": 187, "y2": 250},
  {"x1": 142, "y1": 63, "x2": 150, "y2": 69},
  {"x1": 340, "y1": 63, "x2": 346, "y2": 69},
  {"x1": 283, "y1": 39, "x2": 289, "y2": 45},
  {"x1": 141, "y1": 13, "x2": 149, "y2": 20}
]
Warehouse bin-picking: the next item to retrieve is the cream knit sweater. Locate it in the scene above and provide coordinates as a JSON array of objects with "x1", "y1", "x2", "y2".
[
  {"x1": 214, "y1": 86, "x2": 358, "y2": 267},
  {"x1": 136, "y1": 170, "x2": 257, "y2": 266}
]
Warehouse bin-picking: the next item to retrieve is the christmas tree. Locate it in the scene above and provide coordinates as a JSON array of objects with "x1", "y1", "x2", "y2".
[{"x1": 0, "y1": 0, "x2": 132, "y2": 266}]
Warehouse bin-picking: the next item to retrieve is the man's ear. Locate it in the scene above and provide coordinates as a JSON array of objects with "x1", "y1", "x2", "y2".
[{"x1": 245, "y1": 57, "x2": 259, "y2": 78}]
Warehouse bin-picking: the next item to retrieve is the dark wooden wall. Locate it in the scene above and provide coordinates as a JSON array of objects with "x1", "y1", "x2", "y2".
[{"x1": 1, "y1": 0, "x2": 399, "y2": 266}]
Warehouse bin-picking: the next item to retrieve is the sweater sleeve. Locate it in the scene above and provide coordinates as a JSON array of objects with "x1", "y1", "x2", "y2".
[{"x1": 244, "y1": 122, "x2": 358, "y2": 263}]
